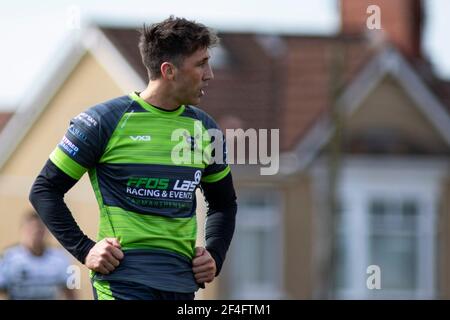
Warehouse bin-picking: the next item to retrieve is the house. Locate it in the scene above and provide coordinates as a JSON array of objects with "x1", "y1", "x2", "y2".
[
  {"x1": 0, "y1": 113, "x2": 12, "y2": 133},
  {"x1": 1, "y1": 0, "x2": 450, "y2": 299}
]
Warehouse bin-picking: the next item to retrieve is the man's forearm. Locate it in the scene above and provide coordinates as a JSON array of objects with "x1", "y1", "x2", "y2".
[
  {"x1": 29, "y1": 160, "x2": 95, "y2": 263},
  {"x1": 202, "y1": 173, "x2": 237, "y2": 276},
  {"x1": 205, "y1": 207, "x2": 236, "y2": 276}
]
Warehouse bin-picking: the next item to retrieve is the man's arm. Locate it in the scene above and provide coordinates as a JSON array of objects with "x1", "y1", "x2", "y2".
[
  {"x1": 29, "y1": 160, "x2": 96, "y2": 263},
  {"x1": 201, "y1": 172, "x2": 237, "y2": 276},
  {"x1": 29, "y1": 160, "x2": 123, "y2": 272}
]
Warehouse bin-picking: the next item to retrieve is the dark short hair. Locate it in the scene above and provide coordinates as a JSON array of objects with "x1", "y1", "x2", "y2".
[{"x1": 138, "y1": 16, "x2": 219, "y2": 80}]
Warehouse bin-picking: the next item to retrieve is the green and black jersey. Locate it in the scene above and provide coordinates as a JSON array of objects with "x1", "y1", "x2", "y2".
[{"x1": 47, "y1": 92, "x2": 231, "y2": 292}]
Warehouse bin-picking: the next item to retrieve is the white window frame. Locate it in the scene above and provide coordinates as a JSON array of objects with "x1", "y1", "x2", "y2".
[{"x1": 311, "y1": 156, "x2": 447, "y2": 299}]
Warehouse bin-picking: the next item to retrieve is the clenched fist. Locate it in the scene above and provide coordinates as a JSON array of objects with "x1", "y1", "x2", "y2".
[
  {"x1": 192, "y1": 247, "x2": 216, "y2": 284},
  {"x1": 85, "y1": 238, "x2": 124, "y2": 275}
]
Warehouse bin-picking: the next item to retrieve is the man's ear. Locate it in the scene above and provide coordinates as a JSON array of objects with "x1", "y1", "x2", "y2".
[{"x1": 161, "y1": 62, "x2": 175, "y2": 80}]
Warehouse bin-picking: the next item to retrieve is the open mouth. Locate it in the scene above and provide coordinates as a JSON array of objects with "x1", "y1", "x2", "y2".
[{"x1": 199, "y1": 84, "x2": 208, "y2": 97}]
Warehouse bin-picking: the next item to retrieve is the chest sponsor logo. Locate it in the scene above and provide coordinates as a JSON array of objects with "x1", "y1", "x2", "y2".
[
  {"x1": 183, "y1": 132, "x2": 201, "y2": 152},
  {"x1": 130, "y1": 135, "x2": 151, "y2": 141},
  {"x1": 173, "y1": 170, "x2": 202, "y2": 191},
  {"x1": 125, "y1": 170, "x2": 202, "y2": 208}
]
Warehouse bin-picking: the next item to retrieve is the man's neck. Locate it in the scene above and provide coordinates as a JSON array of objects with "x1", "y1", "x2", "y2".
[{"x1": 139, "y1": 81, "x2": 180, "y2": 111}]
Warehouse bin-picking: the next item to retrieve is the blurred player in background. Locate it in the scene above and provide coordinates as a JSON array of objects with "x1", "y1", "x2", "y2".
[{"x1": 0, "y1": 211, "x2": 76, "y2": 300}]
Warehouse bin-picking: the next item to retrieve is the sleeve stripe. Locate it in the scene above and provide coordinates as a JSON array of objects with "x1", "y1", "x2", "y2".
[
  {"x1": 201, "y1": 166, "x2": 231, "y2": 183},
  {"x1": 49, "y1": 147, "x2": 87, "y2": 180}
]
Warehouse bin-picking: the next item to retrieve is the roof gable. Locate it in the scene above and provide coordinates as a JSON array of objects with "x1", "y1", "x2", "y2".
[
  {"x1": 287, "y1": 47, "x2": 450, "y2": 173},
  {"x1": 344, "y1": 75, "x2": 449, "y2": 154}
]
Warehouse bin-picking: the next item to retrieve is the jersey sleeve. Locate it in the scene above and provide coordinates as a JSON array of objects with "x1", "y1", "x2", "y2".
[
  {"x1": 200, "y1": 115, "x2": 230, "y2": 184},
  {"x1": 49, "y1": 109, "x2": 103, "y2": 180}
]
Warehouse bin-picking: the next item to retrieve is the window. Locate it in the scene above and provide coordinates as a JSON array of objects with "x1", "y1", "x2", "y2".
[
  {"x1": 368, "y1": 198, "x2": 418, "y2": 293},
  {"x1": 225, "y1": 187, "x2": 283, "y2": 299},
  {"x1": 329, "y1": 160, "x2": 442, "y2": 299}
]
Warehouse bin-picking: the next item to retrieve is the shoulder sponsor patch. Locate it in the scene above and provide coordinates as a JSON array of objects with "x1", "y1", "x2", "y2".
[
  {"x1": 59, "y1": 135, "x2": 79, "y2": 156},
  {"x1": 75, "y1": 112, "x2": 98, "y2": 127},
  {"x1": 68, "y1": 124, "x2": 88, "y2": 142}
]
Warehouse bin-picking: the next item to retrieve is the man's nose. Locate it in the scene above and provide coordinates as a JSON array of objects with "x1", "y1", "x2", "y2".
[{"x1": 204, "y1": 64, "x2": 214, "y2": 81}]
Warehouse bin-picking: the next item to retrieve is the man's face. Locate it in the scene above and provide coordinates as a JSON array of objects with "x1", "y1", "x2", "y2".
[
  {"x1": 173, "y1": 47, "x2": 214, "y2": 106},
  {"x1": 22, "y1": 219, "x2": 46, "y2": 248}
]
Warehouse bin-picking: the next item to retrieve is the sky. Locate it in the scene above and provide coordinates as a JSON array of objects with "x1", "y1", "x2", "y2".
[{"x1": 0, "y1": 0, "x2": 449, "y2": 110}]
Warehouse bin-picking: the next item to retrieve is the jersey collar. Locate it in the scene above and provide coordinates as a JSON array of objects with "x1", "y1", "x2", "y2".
[{"x1": 129, "y1": 91, "x2": 185, "y2": 117}]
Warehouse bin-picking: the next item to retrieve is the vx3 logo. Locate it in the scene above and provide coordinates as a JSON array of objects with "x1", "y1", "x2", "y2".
[{"x1": 130, "y1": 135, "x2": 151, "y2": 141}]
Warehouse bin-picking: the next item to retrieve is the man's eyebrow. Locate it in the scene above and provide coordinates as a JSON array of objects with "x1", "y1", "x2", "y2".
[{"x1": 199, "y1": 56, "x2": 210, "y2": 63}]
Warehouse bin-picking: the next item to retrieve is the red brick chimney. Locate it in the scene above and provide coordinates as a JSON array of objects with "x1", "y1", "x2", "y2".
[{"x1": 340, "y1": 0, "x2": 423, "y2": 59}]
